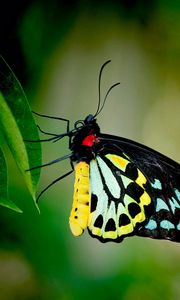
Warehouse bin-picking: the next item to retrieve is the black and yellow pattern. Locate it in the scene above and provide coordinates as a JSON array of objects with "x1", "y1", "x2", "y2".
[
  {"x1": 106, "y1": 154, "x2": 151, "y2": 229},
  {"x1": 86, "y1": 154, "x2": 152, "y2": 242}
]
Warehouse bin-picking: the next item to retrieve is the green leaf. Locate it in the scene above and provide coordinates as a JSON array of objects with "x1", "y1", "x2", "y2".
[
  {"x1": 0, "y1": 147, "x2": 22, "y2": 212},
  {"x1": 0, "y1": 56, "x2": 42, "y2": 205}
]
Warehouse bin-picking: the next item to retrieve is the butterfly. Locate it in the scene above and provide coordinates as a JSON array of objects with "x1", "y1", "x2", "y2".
[{"x1": 32, "y1": 60, "x2": 180, "y2": 243}]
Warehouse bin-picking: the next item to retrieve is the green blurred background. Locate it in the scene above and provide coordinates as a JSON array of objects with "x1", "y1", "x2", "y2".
[{"x1": 0, "y1": 1, "x2": 180, "y2": 299}]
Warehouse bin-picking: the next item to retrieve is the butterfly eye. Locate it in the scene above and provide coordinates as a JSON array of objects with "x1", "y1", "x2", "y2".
[{"x1": 84, "y1": 114, "x2": 94, "y2": 123}]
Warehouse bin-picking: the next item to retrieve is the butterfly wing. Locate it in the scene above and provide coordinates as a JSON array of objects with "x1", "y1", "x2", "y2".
[{"x1": 87, "y1": 133, "x2": 180, "y2": 243}]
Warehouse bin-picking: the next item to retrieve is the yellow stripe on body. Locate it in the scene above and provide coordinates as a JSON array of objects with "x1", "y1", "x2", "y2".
[{"x1": 69, "y1": 162, "x2": 90, "y2": 236}]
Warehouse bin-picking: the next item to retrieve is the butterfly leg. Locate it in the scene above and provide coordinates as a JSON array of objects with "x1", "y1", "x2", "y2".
[
  {"x1": 32, "y1": 111, "x2": 70, "y2": 131},
  {"x1": 26, "y1": 153, "x2": 72, "y2": 171},
  {"x1": 36, "y1": 169, "x2": 74, "y2": 203},
  {"x1": 37, "y1": 125, "x2": 59, "y2": 137}
]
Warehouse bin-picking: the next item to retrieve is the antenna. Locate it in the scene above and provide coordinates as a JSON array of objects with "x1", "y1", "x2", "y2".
[
  {"x1": 95, "y1": 82, "x2": 120, "y2": 117},
  {"x1": 94, "y1": 60, "x2": 111, "y2": 117},
  {"x1": 93, "y1": 60, "x2": 120, "y2": 118}
]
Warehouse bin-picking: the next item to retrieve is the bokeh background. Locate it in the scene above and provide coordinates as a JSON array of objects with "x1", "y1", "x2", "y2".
[{"x1": 0, "y1": 1, "x2": 180, "y2": 299}]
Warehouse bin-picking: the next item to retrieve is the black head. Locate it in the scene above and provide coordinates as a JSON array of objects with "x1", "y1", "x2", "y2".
[
  {"x1": 72, "y1": 114, "x2": 100, "y2": 146},
  {"x1": 84, "y1": 114, "x2": 94, "y2": 124}
]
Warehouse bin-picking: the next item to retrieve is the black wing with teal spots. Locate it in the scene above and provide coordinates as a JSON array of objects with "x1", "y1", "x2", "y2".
[{"x1": 94, "y1": 133, "x2": 180, "y2": 243}]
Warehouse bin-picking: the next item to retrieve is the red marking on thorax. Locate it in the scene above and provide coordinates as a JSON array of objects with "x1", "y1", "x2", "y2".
[{"x1": 82, "y1": 134, "x2": 97, "y2": 147}]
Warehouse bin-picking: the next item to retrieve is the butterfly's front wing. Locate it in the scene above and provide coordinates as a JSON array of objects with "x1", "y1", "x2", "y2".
[{"x1": 96, "y1": 134, "x2": 180, "y2": 242}]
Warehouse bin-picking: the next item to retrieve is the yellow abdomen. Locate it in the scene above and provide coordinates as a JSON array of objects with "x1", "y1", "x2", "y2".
[{"x1": 69, "y1": 161, "x2": 90, "y2": 236}]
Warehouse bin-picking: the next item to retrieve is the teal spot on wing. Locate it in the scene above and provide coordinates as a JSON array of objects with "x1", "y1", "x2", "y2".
[
  {"x1": 145, "y1": 219, "x2": 157, "y2": 230},
  {"x1": 174, "y1": 189, "x2": 180, "y2": 200},
  {"x1": 151, "y1": 179, "x2": 162, "y2": 190},
  {"x1": 156, "y1": 198, "x2": 169, "y2": 212},
  {"x1": 177, "y1": 223, "x2": 180, "y2": 230},
  {"x1": 160, "y1": 220, "x2": 175, "y2": 230},
  {"x1": 169, "y1": 197, "x2": 180, "y2": 213}
]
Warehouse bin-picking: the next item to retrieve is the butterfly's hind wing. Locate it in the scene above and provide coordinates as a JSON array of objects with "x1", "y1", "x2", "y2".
[{"x1": 88, "y1": 133, "x2": 180, "y2": 242}]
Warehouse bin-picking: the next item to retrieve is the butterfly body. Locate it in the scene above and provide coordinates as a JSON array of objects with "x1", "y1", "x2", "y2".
[{"x1": 67, "y1": 115, "x2": 180, "y2": 243}]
